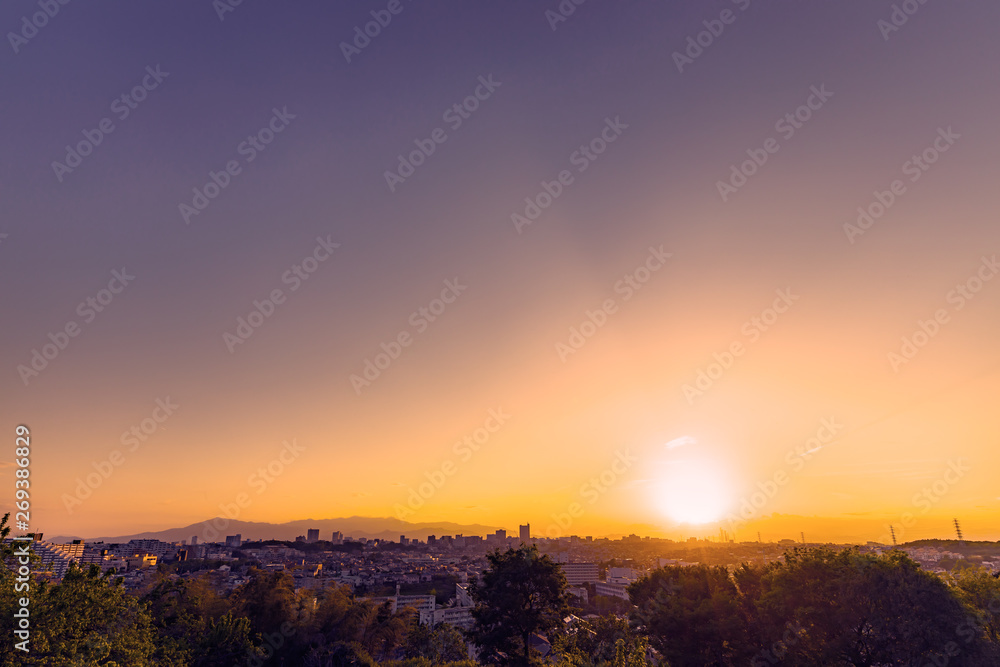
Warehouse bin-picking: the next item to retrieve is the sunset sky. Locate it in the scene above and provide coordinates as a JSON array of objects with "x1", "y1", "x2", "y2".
[{"x1": 1, "y1": 0, "x2": 998, "y2": 542}]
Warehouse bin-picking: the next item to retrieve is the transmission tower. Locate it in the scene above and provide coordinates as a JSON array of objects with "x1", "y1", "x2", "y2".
[
  {"x1": 954, "y1": 518, "x2": 964, "y2": 542},
  {"x1": 889, "y1": 525, "x2": 897, "y2": 547}
]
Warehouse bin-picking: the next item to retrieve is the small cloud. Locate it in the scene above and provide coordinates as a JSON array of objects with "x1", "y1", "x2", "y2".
[{"x1": 665, "y1": 436, "x2": 697, "y2": 450}]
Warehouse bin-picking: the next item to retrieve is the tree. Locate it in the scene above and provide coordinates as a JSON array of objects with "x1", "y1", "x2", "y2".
[
  {"x1": 552, "y1": 614, "x2": 647, "y2": 666},
  {"x1": 748, "y1": 548, "x2": 999, "y2": 665},
  {"x1": 141, "y1": 572, "x2": 232, "y2": 664},
  {"x1": 230, "y1": 568, "x2": 298, "y2": 636},
  {"x1": 612, "y1": 635, "x2": 651, "y2": 667},
  {"x1": 628, "y1": 563, "x2": 752, "y2": 666},
  {"x1": 4, "y1": 563, "x2": 159, "y2": 666},
  {"x1": 469, "y1": 545, "x2": 573, "y2": 665},
  {"x1": 297, "y1": 584, "x2": 415, "y2": 663},
  {"x1": 193, "y1": 612, "x2": 265, "y2": 666},
  {"x1": 404, "y1": 621, "x2": 468, "y2": 662},
  {"x1": 948, "y1": 566, "x2": 1000, "y2": 644}
]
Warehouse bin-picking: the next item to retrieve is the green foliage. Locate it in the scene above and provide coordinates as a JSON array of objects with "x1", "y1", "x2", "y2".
[
  {"x1": 382, "y1": 660, "x2": 477, "y2": 667},
  {"x1": 469, "y1": 544, "x2": 573, "y2": 665},
  {"x1": 749, "y1": 548, "x2": 994, "y2": 665},
  {"x1": 194, "y1": 612, "x2": 265, "y2": 666},
  {"x1": 628, "y1": 563, "x2": 751, "y2": 666},
  {"x1": 1, "y1": 562, "x2": 158, "y2": 666},
  {"x1": 404, "y1": 621, "x2": 468, "y2": 662},
  {"x1": 552, "y1": 614, "x2": 648, "y2": 666},
  {"x1": 629, "y1": 547, "x2": 1000, "y2": 666},
  {"x1": 948, "y1": 566, "x2": 1000, "y2": 644},
  {"x1": 612, "y1": 635, "x2": 650, "y2": 667},
  {"x1": 231, "y1": 567, "x2": 298, "y2": 636}
]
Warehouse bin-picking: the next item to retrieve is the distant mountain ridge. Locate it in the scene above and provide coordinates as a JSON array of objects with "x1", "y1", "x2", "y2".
[{"x1": 48, "y1": 516, "x2": 505, "y2": 544}]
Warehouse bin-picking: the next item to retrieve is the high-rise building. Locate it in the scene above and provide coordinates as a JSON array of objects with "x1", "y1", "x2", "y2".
[
  {"x1": 331, "y1": 531, "x2": 344, "y2": 545},
  {"x1": 191, "y1": 536, "x2": 198, "y2": 545},
  {"x1": 307, "y1": 529, "x2": 320, "y2": 543},
  {"x1": 225, "y1": 534, "x2": 242, "y2": 548},
  {"x1": 519, "y1": 524, "x2": 530, "y2": 544},
  {"x1": 495, "y1": 529, "x2": 506, "y2": 541}
]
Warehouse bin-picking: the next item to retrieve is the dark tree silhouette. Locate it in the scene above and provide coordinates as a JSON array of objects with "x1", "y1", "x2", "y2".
[{"x1": 469, "y1": 544, "x2": 573, "y2": 665}]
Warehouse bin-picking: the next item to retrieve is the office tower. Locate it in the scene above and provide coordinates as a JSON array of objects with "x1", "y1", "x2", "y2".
[
  {"x1": 307, "y1": 529, "x2": 320, "y2": 543},
  {"x1": 519, "y1": 524, "x2": 530, "y2": 543}
]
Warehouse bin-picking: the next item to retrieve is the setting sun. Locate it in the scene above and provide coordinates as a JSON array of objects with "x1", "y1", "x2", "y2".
[{"x1": 655, "y1": 458, "x2": 732, "y2": 525}]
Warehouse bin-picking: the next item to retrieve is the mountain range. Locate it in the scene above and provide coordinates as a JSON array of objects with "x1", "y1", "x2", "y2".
[{"x1": 48, "y1": 516, "x2": 506, "y2": 545}]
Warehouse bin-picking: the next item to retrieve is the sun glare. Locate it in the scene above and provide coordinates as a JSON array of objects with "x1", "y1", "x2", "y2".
[{"x1": 655, "y1": 458, "x2": 731, "y2": 525}]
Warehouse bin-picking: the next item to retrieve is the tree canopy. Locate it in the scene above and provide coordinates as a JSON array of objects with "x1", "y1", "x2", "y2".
[{"x1": 469, "y1": 544, "x2": 574, "y2": 665}]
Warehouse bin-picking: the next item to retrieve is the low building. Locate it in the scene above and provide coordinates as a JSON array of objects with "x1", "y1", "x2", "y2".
[
  {"x1": 421, "y1": 605, "x2": 474, "y2": 629},
  {"x1": 595, "y1": 581, "x2": 630, "y2": 601},
  {"x1": 559, "y1": 562, "x2": 599, "y2": 585}
]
